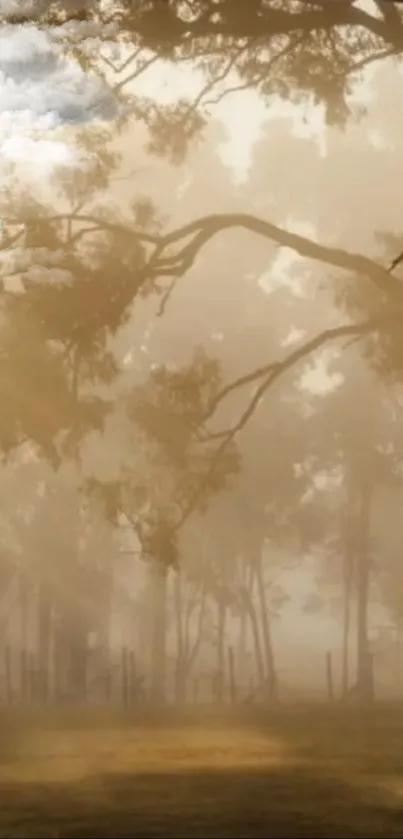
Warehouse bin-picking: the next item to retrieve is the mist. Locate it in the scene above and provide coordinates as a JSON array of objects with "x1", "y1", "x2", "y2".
[{"x1": 1, "y1": 2, "x2": 403, "y2": 836}]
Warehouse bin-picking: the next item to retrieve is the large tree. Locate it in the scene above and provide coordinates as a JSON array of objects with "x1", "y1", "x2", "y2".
[
  {"x1": 4, "y1": 1, "x2": 403, "y2": 157},
  {"x1": 3, "y1": 0, "x2": 403, "y2": 709}
]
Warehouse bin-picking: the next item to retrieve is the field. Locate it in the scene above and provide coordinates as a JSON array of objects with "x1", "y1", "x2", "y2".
[{"x1": 1, "y1": 705, "x2": 403, "y2": 836}]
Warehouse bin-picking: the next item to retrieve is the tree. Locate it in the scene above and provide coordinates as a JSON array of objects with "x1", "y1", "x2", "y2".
[
  {"x1": 84, "y1": 349, "x2": 240, "y2": 701},
  {"x1": 297, "y1": 341, "x2": 403, "y2": 700},
  {"x1": 3, "y1": 9, "x2": 403, "y2": 476},
  {"x1": 0, "y1": 455, "x2": 117, "y2": 701},
  {"x1": 5, "y1": 1, "x2": 403, "y2": 163},
  {"x1": 4, "y1": 2, "x2": 403, "y2": 711}
]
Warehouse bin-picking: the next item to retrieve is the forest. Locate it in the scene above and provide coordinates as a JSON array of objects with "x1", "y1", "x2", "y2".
[{"x1": 2, "y1": 1, "x2": 403, "y2": 835}]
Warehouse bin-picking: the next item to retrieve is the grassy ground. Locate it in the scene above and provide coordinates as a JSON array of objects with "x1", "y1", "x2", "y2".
[{"x1": 1, "y1": 704, "x2": 403, "y2": 836}]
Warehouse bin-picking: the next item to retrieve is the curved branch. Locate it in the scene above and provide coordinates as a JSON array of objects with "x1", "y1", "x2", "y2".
[
  {"x1": 157, "y1": 213, "x2": 403, "y2": 303},
  {"x1": 174, "y1": 310, "x2": 403, "y2": 532},
  {"x1": 205, "y1": 313, "x2": 402, "y2": 430},
  {"x1": 6, "y1": 209, "x2": 403, "y2": 324}
]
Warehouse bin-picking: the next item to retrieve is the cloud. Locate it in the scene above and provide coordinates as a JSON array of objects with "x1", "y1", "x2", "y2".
[
  {"x1": 1, "y1": 133, "x2": 80, "y2": 168},
  {"x1": 0, "y1": 21, "x2": 120, "y2": 182},
  {"x1": 0, "y1": 24, "x2": 118, "y2": 126}
]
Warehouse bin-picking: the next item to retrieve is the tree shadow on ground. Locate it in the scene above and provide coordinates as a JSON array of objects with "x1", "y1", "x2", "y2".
[
  {"x1": 1, "y1": 706, "x2": 403, "y2": 836},
  {"x1": 246, "y1": 703, "x2": 403, "y2": 778},
  {"x1": 0, "y1": 766, "x2": 402, "y2": 838}
]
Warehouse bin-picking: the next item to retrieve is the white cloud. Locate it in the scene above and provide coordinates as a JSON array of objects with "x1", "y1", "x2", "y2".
[
  {"x1": 0, "y1": 21, "x2": 120, "y2": 183},
  {"x1": 1, "y1": 133, "x2": 79, "y2": 168},
  {"x1": 0, "y1": 24, "x2": 118, "y2": 126},
  {"x1": 282, "y1": 326, "x2": 306, "y2": 348},
  {"x1": 298, "y1": 351, "x2": 344, "y2": 396}
]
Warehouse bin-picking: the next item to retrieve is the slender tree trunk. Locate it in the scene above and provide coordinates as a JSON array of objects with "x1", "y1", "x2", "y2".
[
  {"x1": 216, "y1": 597, "x2": 226, "y2": 702},
  {"x1": 184, "y1": 587, "x2": 206, "y2": 686},
  {"x1": 255, "y1": 557, "x2": 277, "y2": 700},
  {"x1": 228, "y1": 646, "x2": 236, "y2": 703},
  {"x1": 342, "y1": 491, "x2": 355, "y2": 698},
  {"x1": 342, "y1": 552, "x2": 352, "y2": 698},
  {"x1": 237, "y1": 560, "x2": 249, "y2": 675},
  {"x1": 356, "y1": 479, "x2": 374, "y2": 701},
  {"x1": 53, "y1": 611, "x2": 63, "y2": 702},
  {"x1": 69, "y1": 620, "x2": 88, "y2": 700},
  {"x1": 396, "y1": 621, "x2": 402, "y2": 696},
  {"x1": 96, "y1": 582, "x2": 112, "y2": 704},
  {"x1": 238, "y1": 606, "x2": 248, "y2": 669},
  {"x1": 37, "y1": 583, "x2": 52, "y2": 703},
  {"x1": 244, "y1": 592, "x2": 265, "y2": 688},
  {"x1": 174, "y1": 571, "x2": 186, "y2": 703},
  {"x1": 150, "y1": 560, "x2": 167, "y2": 704},
  {"x1": 51, "y1": 471, "x2": 87, "y2": 702},
  {"x1": 19, "y1": 573, "x2": 29, "y2": 702}
]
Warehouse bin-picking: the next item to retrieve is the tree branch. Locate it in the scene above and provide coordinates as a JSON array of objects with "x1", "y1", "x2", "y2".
[
  {"x1": 173, "y1": 311, "x2": 403, "y2": 533},
  {"x1": 205, "y1": 314, "x2": 400, "y2": 429},
  {"x1": 375, "y1": 1, "x2": 403, "y2": 28},
  {"x1": 113, "y1": 54, "x2": 160, "y2": 93},
  {"x1": 121, "y1": 1, "x2": 403, "y2": 48},
  {"x1": 6, "y1": 208, "x2": 403, "y2": 330},
  {"x1": 388, "y1": 249, "x2": 403, "y2": 273},
  {"x1": 156, "y1": 213, "x2": 403, "y2": 304},
  {"x1": 4, "y1": 213, "x2": 160, "y2": 248}
]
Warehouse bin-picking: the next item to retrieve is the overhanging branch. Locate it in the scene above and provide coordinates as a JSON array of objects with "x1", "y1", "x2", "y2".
[
  {"x1": 174, "y1": 310, "x2": 403, "y2": 532},
  {"x1": 155, "y1": 213, "x2": 403, "y2": 305},
  {"x1": 204, "y1": 312, "x2": 402, "y2": 431}
]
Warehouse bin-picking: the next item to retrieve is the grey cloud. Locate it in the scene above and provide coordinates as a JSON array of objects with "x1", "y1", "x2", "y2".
[{"x1": 0, "y1": 23, "x2": 120, "y2": 126}]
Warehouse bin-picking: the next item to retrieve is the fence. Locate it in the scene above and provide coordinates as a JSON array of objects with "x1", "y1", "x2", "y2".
[{"x1": 0, "y1": 644, "x2": 358, "y2": 707}]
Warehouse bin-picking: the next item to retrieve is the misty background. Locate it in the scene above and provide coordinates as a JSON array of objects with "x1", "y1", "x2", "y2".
[{"x1": 0, "y1": 0, "x2": 402, "y2": 707}]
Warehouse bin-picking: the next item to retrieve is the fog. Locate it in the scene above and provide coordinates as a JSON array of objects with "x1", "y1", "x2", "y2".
[
  {"x1": 1, "y1": 3, "x2": 403, "y2": 715},
  {"x1": 4, "y1": 2, "x2": 403, "y2": 835}
]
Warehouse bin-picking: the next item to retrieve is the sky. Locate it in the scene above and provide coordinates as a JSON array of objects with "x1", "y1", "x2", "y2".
[
  {"x1": 0, "y1": 9, "x2": 396, "y2": 674},
  {"x1": 0, "y1": 0, "x2": 384, "y2": 155},
  {"x1": 0, "y1": 18, "x2": 121, "y2": 178},
  {"x1": 0, "y1": 1, "x2": 379, "y2": 181},
  {"x1": 0, "y1": 14, "x2": 328, "y2": 185}
]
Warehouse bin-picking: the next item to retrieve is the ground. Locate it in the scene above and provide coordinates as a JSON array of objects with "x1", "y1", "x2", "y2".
[{"x1": 1, "y1": 704, "x2": 403, "y2": 836}]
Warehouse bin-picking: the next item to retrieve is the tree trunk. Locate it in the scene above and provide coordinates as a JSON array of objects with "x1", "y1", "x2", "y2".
[
  {"x1": 356, "y1": 480, "x2": 374, "y2": 701},
  {"x1": 174, "y1": 571, "x2": 186, "y2": 703},
  {"x1": 255, "y1": 557, "x2": 277, "y2": 700},
  {"x1": 396, "y1": 622, "x2": 402, "y2": 696},
  {"x1": 68, "y1": 622, "x2": 88, "y2": 700},
  {"x1": 37, "y1": 583, "x2": 52, "y2": 703},
  {"x1": 342, "y1": 550, "x2": 352, "y2": 698},
  {"x1": 342, "y1": 491, "x2": 355, "y2": 698},
  {"x1": 19, "y1": 573, "x2": 29, "y2": 702},
  {"x1": 184, "y1": 586, "x2": 206, "y2": 686},
  {"x1": 150, "y1": 561, "x2": 167, "y2": 704},
  {"x1": 237, "y1": 606, "x2": 248, "y2": 670},
  {"x1": 237, "y1": 560, "x2": 249, "y2": 675},
  {"x1": 228, "y1": 645, "x2": 236, "y2": 703},
  {"x1": 243, "y1": 590, "x2": 265, "y2": 688},
  {"x1": 216, "y1": 597, "x2": 226, "y2": 702}
]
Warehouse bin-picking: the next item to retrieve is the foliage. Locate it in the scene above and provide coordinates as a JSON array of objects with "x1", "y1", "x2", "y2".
[
  {"x1": 3, "y1": 0, "x2": 403, "y2": 593},
  {"x1": 5, "y1": 1, "x2": 403, "y2": 162},
  {"x1": 86, "y1": 348, "x2": 241, "y2": 567}
]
